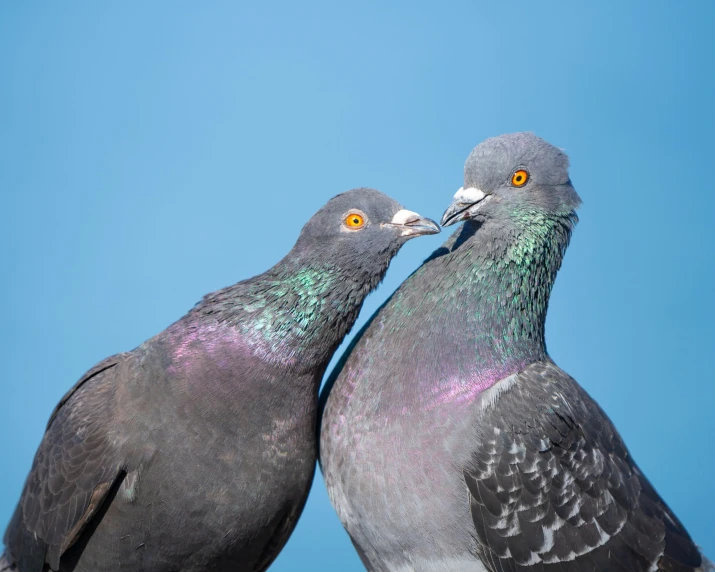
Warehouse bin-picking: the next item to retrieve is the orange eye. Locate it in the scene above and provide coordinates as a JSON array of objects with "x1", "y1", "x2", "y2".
[
  {"x1": 345, "y1": 213, "x2": 365, "y2": 228},
  {"x1": 511, "y1": 169, "x2": 529, "y2": 187}
]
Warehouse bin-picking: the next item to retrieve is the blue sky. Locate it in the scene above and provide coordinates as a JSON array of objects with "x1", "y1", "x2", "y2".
[{"x1": 1, "y1": 2, "x2": 714, "y2": 569}]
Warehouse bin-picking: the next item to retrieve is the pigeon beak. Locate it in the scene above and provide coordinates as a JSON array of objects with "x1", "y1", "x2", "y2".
[
  {"x1": 384, "y1": 209, "x2": 441, "y2": 237},
  {"x1": 441, "y1": 187, "x2": 489, "y2": 227}
]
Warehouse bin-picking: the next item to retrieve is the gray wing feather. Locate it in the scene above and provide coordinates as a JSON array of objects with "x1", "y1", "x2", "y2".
[
  {"x1": 466, "y1": 359, "x2": 702, "y2": 572},
  {"x1": 3, "y1": 355, "x2": 128, "y2": 572}
]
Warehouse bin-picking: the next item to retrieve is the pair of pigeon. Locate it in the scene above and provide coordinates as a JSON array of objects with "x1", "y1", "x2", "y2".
[{"x1": 2, "y1": 133, "x2": 709, "y2": 571}]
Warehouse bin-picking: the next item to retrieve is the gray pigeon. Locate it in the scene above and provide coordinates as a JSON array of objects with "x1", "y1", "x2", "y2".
[
  {"x1": 320, "y1": 135, "x2": 712, "y2": 571},
  {"x1": 1, "y1": 188, "x2": 439, "y2": 572}
]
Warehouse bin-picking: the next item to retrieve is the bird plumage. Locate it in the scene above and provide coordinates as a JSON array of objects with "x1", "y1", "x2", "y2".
[
  {"x1": 3, "y1": 188, "x2": 439, "y2": 572},
  {"x1": 320, "y1": 135, "x2": 710, "y2": 571}
]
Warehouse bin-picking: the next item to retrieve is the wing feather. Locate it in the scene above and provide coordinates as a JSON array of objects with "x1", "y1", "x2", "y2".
[
  {"x1": 3, "y1": 355, "x2": 129, "y2": 571},
  {"x1": 466, "y1": 360, "x2": 702, "y2": 572}
]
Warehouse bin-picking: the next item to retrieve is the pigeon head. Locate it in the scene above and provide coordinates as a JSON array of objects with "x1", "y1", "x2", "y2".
[
  {"x1": 295, "y1": 187, "x2": 440, "y2": 277},
  {"x1": 441, "y1": 133, "x2": 581, "y2": 230}
]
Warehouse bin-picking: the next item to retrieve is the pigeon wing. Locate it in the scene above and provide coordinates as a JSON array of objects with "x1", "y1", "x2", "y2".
[
  {"x1": 465, "y1": 360, "x2": 702, "y2": 572},
  {"x1": 3, "y1": 355, "x2": 129, "y2": 572}
]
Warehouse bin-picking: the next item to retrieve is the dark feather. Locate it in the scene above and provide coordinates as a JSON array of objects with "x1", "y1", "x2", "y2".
[
  {"x1": 465, "y1": 360, "x2": 702, "y2": 572},
  {"x1": 4, "y1": 356, "x2": 127, "y2": 571}
]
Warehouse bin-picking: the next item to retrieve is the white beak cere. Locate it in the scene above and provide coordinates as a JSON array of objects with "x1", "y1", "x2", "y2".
[
  {"x1": 452, "y1": 187, "x2": 486, "y2": 204},
  {"x1": 390, "y1": 209, "x2": 421, "y2": 225}
]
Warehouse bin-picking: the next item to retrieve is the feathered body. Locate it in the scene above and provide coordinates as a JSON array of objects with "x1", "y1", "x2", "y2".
[
  {"x1": 320, "y1": 135, "x2": 709, "y2": 571},
  {"x1": 2, "y1": 188, "x2": 439, "y2": 571}
]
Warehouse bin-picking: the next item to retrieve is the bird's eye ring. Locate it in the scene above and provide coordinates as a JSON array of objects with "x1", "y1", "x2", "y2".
[
  {"x1": 511, "y1": 169, "x2": 529, "y2": 187},
  {"x1": 345, "y1": 213, "x2": 365, "y2": 229}
]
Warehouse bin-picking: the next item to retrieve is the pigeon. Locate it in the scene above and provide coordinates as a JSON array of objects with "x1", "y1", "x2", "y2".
[
  {"x1": 1, "y1": 187, "x2": 439, "y2": 572},
  {"x1": 320, "y1": 134, "x2": 712, "y2": 571}
]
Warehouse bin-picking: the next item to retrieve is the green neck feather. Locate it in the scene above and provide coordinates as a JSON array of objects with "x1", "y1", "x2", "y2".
[{"x1": 191, "y1": 259, "x2": 367, "y2": 368}]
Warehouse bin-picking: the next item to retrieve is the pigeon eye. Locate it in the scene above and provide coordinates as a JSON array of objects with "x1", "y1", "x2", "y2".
[
  {"x1": 345, "y1": 213, "x2": 365, "y2": 229},
  {"x1": 511, "y1": 169, "x2": 529, "y2": 187}
]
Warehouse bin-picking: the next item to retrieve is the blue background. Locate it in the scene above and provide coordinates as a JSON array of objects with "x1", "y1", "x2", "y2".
[{"x1": 1, "y1": 2, "x2": 713, "y2": 569}]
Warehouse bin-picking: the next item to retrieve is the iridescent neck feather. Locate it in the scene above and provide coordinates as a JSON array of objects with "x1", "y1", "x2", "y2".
[
  {"x1": 188, "y1": 255, "x2": 376, "y2": 370},
  {"x1": 440, "y1": 210, "x2": 576, "y2": 388}
]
